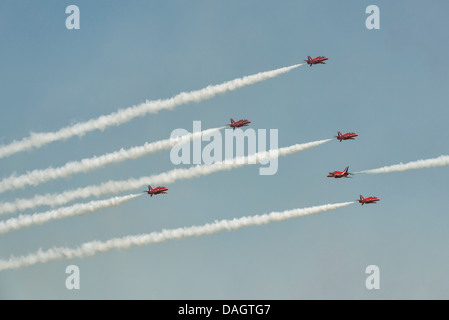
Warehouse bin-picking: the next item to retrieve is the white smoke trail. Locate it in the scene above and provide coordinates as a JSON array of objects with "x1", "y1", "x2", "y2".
[
  {"x1": 0, "y1": 64, "x2": 302, "y2": 159},
  {"x1": 0, "y1": 127, "x2": 224, "y2": 193},
  {"x1": 0, "y1": 139, "x2": 330, "y2": 215},
  {"x1": 0, "y1": 201, "x2": 353, "y2": 270},
  {"x1": 357, "y1": 155, "x2": 449, "y2": 174},
  {"x1": 0, "y1": 193, "x2": 142, "y2": 235}
]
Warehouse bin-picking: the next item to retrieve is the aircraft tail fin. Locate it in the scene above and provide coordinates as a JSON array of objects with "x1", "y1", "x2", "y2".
[
  {"x1": 148, "y1": 185, "x2": 153, "y2": 191},
  {"x1": 230, "y1": 118, "x2": 235, "y2": 124},
  {"x1": 308, "y1": 56, "x2": 312, "y2": 61},
  {"x1": 344, "y1": 166, "x2": 349, "y2": 173},
  {"x1": 337, "y1": 131, "x2": 342, "y2": 137},
  {"x1": 360, "y1": 195, "x2": 364, "y2": 200}
]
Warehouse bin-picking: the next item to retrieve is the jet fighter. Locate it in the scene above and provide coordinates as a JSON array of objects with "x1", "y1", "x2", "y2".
[
  {"x1": 327, "y1": 166, "x2": 353, "y2": 178},
  {"x1": 358, "y1": 195, "x2": 380, "y2": 205},
  {"x1": 335, "y1": 131, "x2": 358, "y2": 142},
  {"x1": 143, "y1": 185, "x2": 168, "y2": 197},
  {"x1": 228, "y1": 118, "x2": 251, "y2": 131},
  {"x1": 304, "y1": 56, "x2": 329, "y2": 67}
]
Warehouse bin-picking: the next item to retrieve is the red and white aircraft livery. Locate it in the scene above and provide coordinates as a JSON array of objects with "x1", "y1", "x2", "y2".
[
  {"x1": 304, "y1": 56, "x2": 328, "y2": 67},
  {"x1": 358, "y1": 195, "x2": 380, "y2": 205},
  {"x1": 144, "y1": 185, "x2": 168, "y2": 197},
  {"x1": 327, "y1": 166, "x2": 353, "y2": 178},
  {"x1": 335, "y1": 131, "x2": 358, "y2": 142},
  {"x1": 228, "y1": 118, "x2": 251, "y2": 131}
]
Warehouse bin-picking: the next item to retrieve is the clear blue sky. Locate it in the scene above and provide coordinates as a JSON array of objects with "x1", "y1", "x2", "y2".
[{"x1": 0, "y1": 0, "x2": 448, "y2": 299}]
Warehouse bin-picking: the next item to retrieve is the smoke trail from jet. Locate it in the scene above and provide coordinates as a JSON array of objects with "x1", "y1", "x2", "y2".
[
  {"x1": 357, "y1": 155, "x2": 449, "y2": 174},
  {"x1": 0, "y1": 127, "x2": 224, "y2": 193},
  {"x1": 0, "y1": 64, "x2": 302, "y2": 160},
  {"x1": 0, "y1": 201, "x2": 353, "y2": 270},
  {"x1": 0, "y1": 193, "x2": 142, "y2": 235},
  {"x1": 0, "y1": 139, "x2": 331, "y2": 215}
]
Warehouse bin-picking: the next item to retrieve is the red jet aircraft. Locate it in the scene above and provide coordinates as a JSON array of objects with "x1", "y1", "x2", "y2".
[
  {"x1": 143, "y1": 185, "x2": 168, "y2": 197},
  {"x1": 335, "y1": 131, "x2": 358, "y2": 142},
  {"x1": 358, "y1": 195, "x2": 380, "y2": 205},
  {"x1": 228, "y1": 118, "x2": 251, "y2": 131},
  {"x1": 327, "y1": 166, "x2": 353, "y2": 178},
  {"x1": 304, "y1": 56, "x2": 329, "y2": 67}
]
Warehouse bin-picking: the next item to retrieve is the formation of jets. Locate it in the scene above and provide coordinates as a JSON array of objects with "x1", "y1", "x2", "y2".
[
  {"x1": 144, "y1": 56, "x2": 380, "y2": 205},
  {"x1": 330, "y1": 128, "x2": 379, "y2": 204}
]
